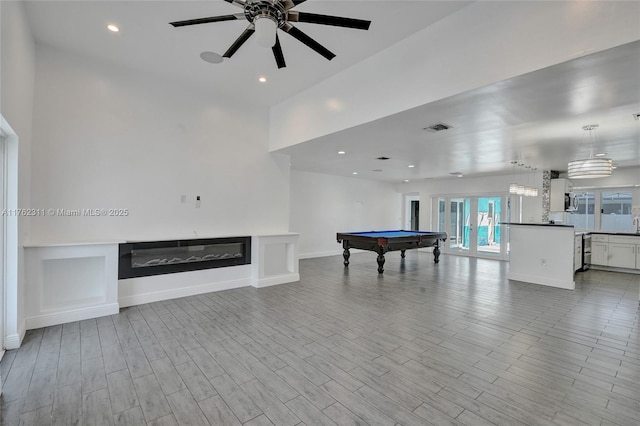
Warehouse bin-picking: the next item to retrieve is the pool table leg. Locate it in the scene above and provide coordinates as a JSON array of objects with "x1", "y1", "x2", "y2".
[
  {"x1": 433, "y1": 245, "x2": 441, "y2": 263},
  {"x1": 401, "y1": 249, "x2": 406, "y2": 258},
  {"x1": 377, "y1": 248, "x2": 385, "y2": 273},
  {"x1": 342, "y1": 247, "x2": 350, "y2": 266}
]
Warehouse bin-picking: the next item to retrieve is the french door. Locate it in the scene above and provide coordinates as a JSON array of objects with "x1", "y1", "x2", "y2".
[{"x1": 434, "y1": 195, "x2": 507, "y2": 259}]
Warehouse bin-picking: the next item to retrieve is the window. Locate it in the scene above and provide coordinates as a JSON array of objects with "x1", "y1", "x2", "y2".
[
  {"x1": 438, "y1": 198, "x2": 445, "y2": 232},
  {"x1": 566, "y1": 192, "x2": 595, "y2": 230},
  {"x1": 600, "y1": 191, "x2": 633, "y2": 232}
]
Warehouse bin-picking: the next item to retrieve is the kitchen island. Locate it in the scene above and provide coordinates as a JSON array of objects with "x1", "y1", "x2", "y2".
[{"x1": 506, "y1": 223, "x2": 576, "y2": 290}]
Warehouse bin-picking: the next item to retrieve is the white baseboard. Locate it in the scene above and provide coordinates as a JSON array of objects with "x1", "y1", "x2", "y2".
[
  {"x1": 299, "y1": 249, "x2": 369, "y2": 259},
  {"x1": 253, "y1": 273, "x2": 300, "y2": 288},
  {"x1": 4, "y1": 330, "x2": 23, "y2": 350},
  {"x1": 119, "y1": 278, "x2": 250, "y2": 307},
  {"x1": 508, "y1": 272, "x2": 575, "y2": 290},
  {"x1": 590, "y1": 265, "x2": 640, "y2": 275},
  {"x1": 25, "y1": 303, "x2": 120, "y2": 330},
  {"x1": 5, "y1": 321, "x2": 27, "y2": 349}
]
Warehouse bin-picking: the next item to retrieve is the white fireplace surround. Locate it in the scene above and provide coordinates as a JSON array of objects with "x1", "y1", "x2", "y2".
[{"x1": 23, "y1": 233, "x2": 299, "y2": 330}]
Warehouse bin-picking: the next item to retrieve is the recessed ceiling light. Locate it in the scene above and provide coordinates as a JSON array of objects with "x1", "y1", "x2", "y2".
[
  {"x1": 338, "y1": 151, "x2": 346, "y2": 155},
  {"x1": 408, "y1": 165, "x2": 415, "y2": 168},
  {"x1": 258, "y1": 76, "x2": 267, "y2": 83},
  {"x1": 352, "y1": 172, "x2": 358, "y2": 175},
  {"x1": 403, "y1": 179, "x2": 410, "y2": 183},
  {"x1": 107, "y1": 24, "x2": 119, "y2": 32},
  {"x1": 595, "y1": 153, "x2": 607, "y2": 157}
]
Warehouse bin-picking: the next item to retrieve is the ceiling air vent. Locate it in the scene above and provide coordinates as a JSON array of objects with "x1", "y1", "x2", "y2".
[
  {"x1": 376, "y1": 156, "x2": 390, "y2": 160},
  {"x1": 424, "y1": 123, "x2": 453, "y2": 132}
]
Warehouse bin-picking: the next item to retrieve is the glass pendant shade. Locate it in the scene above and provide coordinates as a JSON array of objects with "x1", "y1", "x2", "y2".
[
  {"x1": 255, "y1": 16, "x2": 277, "y2": 48},
  {"x1": 567, "y1": 158, "x2": 613, "y2": 179},
  {"x1": 509, "y1": 183, "x2": 519, "y2": 194}
]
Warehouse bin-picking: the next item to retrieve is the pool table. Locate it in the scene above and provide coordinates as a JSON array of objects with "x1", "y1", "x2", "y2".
[{"x1": 337, "y1": 230, "x2": 448, "y2": 273}]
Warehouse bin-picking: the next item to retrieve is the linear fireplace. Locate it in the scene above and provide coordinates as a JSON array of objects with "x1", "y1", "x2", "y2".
[{"x1": 118, "y1": 236, "x2": 251, "y2": 279}]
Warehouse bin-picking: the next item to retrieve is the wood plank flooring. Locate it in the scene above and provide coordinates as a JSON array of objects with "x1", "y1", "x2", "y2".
[{"x1": 1, "y1": 252, "x2": 639, "y2": 425}]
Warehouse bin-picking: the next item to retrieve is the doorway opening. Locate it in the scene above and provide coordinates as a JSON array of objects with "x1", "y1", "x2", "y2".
[{"x1": 404, "y1": 194, "x2": 420, "y2": 230}]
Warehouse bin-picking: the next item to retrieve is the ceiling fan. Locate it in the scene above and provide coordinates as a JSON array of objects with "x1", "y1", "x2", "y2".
[{"x1": 170, "y1": 0, "x2": 371, "y2": 69}]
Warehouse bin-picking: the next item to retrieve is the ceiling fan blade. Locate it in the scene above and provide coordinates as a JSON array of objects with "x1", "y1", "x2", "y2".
[
  {"x1": 223, "y1": 26, "x2": 255, "y2": 58},
  {"x1": 282, "y1": 0, "x2": 306, "y2": 9},
  {"x1": 272, "y1": 35, "x2": 286, "y2": 68},
  {"x1": 223, "y1": 0, "x2": 248, "y2": 8},
  {"x1": 282, "y1": 23, "x2": 335, "y2": 61},
  {"x1": 289, "y1": 11, "x2": 371, "y2": 30},
  {"x1": 170, "y1": 13, "x2": 245, "y2": 27}
]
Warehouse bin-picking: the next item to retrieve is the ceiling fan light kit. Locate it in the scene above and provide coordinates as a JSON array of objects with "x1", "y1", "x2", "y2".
[
  {"x1": 169, "y1": 0, "x2": 371, "y2": 69},
  {"x1": 254, "y1": 15, "x2": 278, "y2": 47},
  {"x1": 567, "y1": 124, "x2": 613, "y2": 179}
]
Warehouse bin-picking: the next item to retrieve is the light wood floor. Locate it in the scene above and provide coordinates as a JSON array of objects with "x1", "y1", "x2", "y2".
[{"x1": 1, "y1": 252, "x2": 639, "y2": 425}]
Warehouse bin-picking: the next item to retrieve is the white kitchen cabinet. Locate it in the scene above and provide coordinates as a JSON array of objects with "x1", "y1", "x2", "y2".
[
  {"x1": 574, "y1": 235, "x2": 583, "y2": 271},
  {"x1": 591, "y1": 242, "x2": 608, "y2": 266},
  {"x1": 590, "y1": 234, "x2": 640, "y2": 270},
  {"x1": 608, "y1": 244, "x2": 636, "y2": 269}
]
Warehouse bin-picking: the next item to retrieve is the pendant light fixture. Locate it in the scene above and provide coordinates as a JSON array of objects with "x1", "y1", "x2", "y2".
[
  {"x1": 509, "y1": 161, "x2": 519, "y2": 194},
  {"x1": 567, "y1": 124, "x2": 613, "y2": 179},
  {"x1": 508, "y1": 161, "x2": 539, "y2": 197}
]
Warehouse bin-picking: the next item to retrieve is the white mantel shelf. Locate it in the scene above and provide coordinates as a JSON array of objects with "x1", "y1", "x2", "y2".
[
  {"x1": 506, "y1": 223, "x2": 576, "y2": 290},
  {"x1": 24, "y1": 240, "x2": 125, "y2": 248}
]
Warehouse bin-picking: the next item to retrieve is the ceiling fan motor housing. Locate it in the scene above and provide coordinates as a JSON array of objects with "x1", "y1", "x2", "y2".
[{"x1": 244, "y1": 0, "x2": 286, "y2": 27}]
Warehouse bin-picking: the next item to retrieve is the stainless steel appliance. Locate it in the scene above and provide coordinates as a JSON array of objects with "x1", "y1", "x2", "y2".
[{"x1": 582, "y1": 233, "x2": 591, "y2": 271}]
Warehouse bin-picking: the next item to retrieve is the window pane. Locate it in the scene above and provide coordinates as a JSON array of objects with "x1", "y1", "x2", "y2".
[
  {"x1": 438, "y1": 198, "x2": 445, "y2": 232},
  {"x1": 600, "y1": 191, "x2": 633, "y2": 232},
  {"x1": 566, "y1": 192, "x2": 595, "y2": 230}
]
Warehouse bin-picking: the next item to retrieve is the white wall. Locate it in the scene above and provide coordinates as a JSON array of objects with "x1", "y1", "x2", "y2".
[
  {"x1": 290, "y1": 170, "x2": 401, "y2": 258},
  {"x1": 270, "y1": 1, "x2": 640, "y2": 151},
  {"x1": 399, "y1": 166, "x2": 640, "y2": 233},
  {"x1": 398, "y1": 173, "x2": 544, "y2": 229},
  {"x1": 1, "y1": 0, "x2": 36, "y2": 348},
  {"x1": 566, "y1": 166, "x2": 640, "y2": 195},
  {"x1": 30, "y1": 45, "x2": 290, "y2": 243}
]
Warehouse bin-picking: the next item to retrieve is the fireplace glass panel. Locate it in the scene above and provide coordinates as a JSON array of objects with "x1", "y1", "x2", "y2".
[
  {"x1": 119, "y1": 237, "x2": 251, "y2": 279},
  {"x1": 131, "y1": 243, "x2": 244, "y2": 268}
]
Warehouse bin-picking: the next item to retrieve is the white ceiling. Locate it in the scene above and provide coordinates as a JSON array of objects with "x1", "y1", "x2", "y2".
[
  {"x1": 23, "y1": 1, "x2": 640, "y2": 182},
  {"x1": 279, "y1": 40, "x2": 640, "y2": 182},
  {"x1": 24, "y1": 0, "x2": 471, "y2": 107}
]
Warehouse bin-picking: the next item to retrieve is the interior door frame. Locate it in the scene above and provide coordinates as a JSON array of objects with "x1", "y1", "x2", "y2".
[
  {"x1": 0, "y1": 130, "x2": 5, "y2": 362},
  {"x1": 403, "y1": 193, "x2": 420, "y2": 230},
  {"x1": 0, "y1": 115, "x2": 20, "y2": 356}
]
